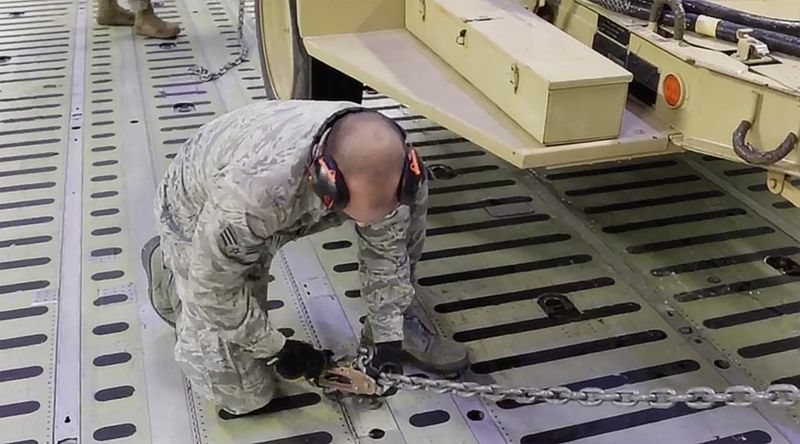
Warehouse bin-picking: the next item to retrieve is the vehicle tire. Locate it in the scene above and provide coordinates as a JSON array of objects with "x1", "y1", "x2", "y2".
[{"x1": 255, "y1": 0, "x2": 363, "y2": 103}]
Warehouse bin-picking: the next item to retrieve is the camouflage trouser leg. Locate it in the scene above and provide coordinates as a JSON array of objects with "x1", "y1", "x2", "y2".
[
  {"x1": 95, "y1": 0, "x2": 149, "y2": 13},
  {"x1": 164, "y1": 236, "x2": 280, "y2": 415},
  {"x1": 174, "y1": 313, "x2": 279, "y2": 415},
  {"x1": 142, "y1": 236, "x2": 181, "y2": 326},
  {"x1": 128, "y1": 0, "x2": 150, "y2": 12}
]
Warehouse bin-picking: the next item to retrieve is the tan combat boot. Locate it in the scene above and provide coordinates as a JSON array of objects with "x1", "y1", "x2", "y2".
[
  {"x1": 134, "y1": 0, "x2": 180, "y2": 39},
  {"x1": 141, "y1": 236, "x2": 180, "y2": 327},
  {"x1": 361, "y1": 300, "x2": 470, "y2": 376},
  {"x1": 97, "y1": 0, "x2": 135, "y2": 26}
]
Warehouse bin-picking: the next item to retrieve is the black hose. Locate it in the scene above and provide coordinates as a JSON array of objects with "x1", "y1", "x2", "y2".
[
  {"x1": 628, "y1": 0, "x2": 800, "y2": 37},
  {"x1": 732, "y1": 120, "x2": 798, "y2": 165},
  {"x1": 694, "y1": 13, "x2": 800, "y2": 58},
  {"x1": 619, "y1": 3, "x2": 800, "y2": 58},
  {"x1": 682, "y1": 0, "x2": 800, "y2": 38}
]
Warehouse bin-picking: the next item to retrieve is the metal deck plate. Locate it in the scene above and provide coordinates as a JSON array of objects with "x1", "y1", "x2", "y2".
[
  {"x1": 0, "y1": 0, "x2": 75, "y2": 442},
  {"x1": 0, "y1": 0, "x2": 798, "y2": 443},
  {"x1": 307, "y1": 99, "x2": 798, "y2": 443},
  {"x1": 537, "y1": 155, "x2": 800, "y2": 402}
]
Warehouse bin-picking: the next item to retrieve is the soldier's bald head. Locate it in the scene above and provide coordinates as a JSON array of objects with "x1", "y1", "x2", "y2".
[{"x1": 325, "y1": 111, "x2": 407, "y2": 224}]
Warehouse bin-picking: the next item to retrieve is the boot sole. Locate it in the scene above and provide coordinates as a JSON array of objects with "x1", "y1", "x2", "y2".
[
  {"x1": 141, "y1": 236, "x2": 176, "y2": 328},
  {"x1": 402, "y1": 351, "x2": 470, "y2": 376},
  {"x1": 360, "y1": 335, "x2": 470, "y2": 376}
]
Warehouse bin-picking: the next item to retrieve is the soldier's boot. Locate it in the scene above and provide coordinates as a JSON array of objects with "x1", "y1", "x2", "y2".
[
  {"x1": 97, "y1": 0, "x2": 135, "y2": 26},
  {"x1": 141, "y1": 236, "x2": 179, "y2": 327},
  {"x1": 362, "y1": 302, "x2": 470, "y2": 376},
  {"x1": 133, "y1": 0, "x2": 180, "y2": 39}
]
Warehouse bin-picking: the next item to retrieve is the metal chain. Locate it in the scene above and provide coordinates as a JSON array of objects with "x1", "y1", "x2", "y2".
[
  {"x1": 189, "y1": 0, "x2": 249, "y2": 82},
  {"x1": 354, "y1": 348, "x2": 800, "y2": 409}
]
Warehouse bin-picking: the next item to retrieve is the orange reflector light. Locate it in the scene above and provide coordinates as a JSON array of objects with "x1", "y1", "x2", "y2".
[{"x1": 663, "y1": 73, "x2": 683, "y2": 108}]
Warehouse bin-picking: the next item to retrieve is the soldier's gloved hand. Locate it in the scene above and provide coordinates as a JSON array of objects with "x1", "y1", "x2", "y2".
[
  {"x1": 274, "y1": 339, "x2": 333, "y2": 381},
  {"x1": 367, "y1": 341, "x2": 403, "y2": 396}
]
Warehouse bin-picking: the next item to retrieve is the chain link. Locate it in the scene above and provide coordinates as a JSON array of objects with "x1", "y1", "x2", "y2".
[
  {"x1": 375, "y1": 373, "x2": 800, "y2": 409},
  {"x1": 353, "y1": 347, "x2": 800, "y2": 409},
  {"x1": 189, "y1": 0, "x2": 249, "y2": 82}
]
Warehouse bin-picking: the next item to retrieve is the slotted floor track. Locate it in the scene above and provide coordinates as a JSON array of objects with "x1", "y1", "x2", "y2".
[
  {"x1": 0, "y1": 0, "x2": 798, "y2": 443},
  {"x1": 538, "y1": 155, "x2": 800, "y2": 399},
  {"x1": 0, "y1": 1, "x2": 75, "y2": 443}
]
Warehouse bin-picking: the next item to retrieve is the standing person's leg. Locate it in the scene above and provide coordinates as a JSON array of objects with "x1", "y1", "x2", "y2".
[
  {"x1": 97, "y1": 0, "x2": 135, "y2": 26},
  {"x1": 174, "y1": 313, "x2": 279, "y2": 415},
  {"x1": 142, "y1": 235, "x2": 180, "y2": 327},
  {"x1": 129, "y1": 0, "x2": 180, "y2": 39},
  {"x1": 359, "y1": 179, "x2": 470, "y2": 375},
  {"x1": 167, "y1": 243, "x2": 279, "y2": 415}
]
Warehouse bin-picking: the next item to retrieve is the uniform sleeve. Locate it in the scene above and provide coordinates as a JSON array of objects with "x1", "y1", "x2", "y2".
[
  {"x1": 184, "y1": 196, "x2": 287, "y2": 359},
  {"x1": 356, "y1": 180, "x2": 429, "y2": 343},
  {"x1": 407, "y1": 179, "x2": 428, "y2": 281}
]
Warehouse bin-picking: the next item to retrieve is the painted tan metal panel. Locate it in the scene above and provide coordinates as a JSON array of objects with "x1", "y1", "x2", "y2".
[
  {"x1": 303, "y1": 30, "x2": 674, "y2": 169},
  {"x1": 554, "y1": 0, "x2": 800, "y2": 177},
  {"x1": 543, "y1": 83, "x2": 628, "y2": 145},
  {"x1": 405, "y1": 0, "x2": 631, "y2": 144},
  {"x1": 296, "y1": 0, "x2": 405, "y2": 37}
]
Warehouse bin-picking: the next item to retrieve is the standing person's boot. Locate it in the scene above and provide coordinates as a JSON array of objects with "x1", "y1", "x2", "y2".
[
  {"x1": 97, "y1": 0, "x2": 135, "y2": 26},
  {"x1": 132, "y1": 0, "x2": 180, "y2": 39},
  {"x1": 361, "y1": 300, "x2": 470, "y2": 377},
  {"x1": 141, "y1": 236, "x2": 180, "y2": 327}
]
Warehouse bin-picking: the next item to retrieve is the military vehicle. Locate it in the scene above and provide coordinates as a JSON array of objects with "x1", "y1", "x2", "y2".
[{"x1": 257, "y1": 0, "x2": 800, "y2": 203}]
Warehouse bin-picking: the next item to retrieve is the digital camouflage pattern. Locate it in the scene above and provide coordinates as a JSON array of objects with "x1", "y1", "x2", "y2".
[{"x1": 152, "y1": 99, "x2": 427, "y2": 414}]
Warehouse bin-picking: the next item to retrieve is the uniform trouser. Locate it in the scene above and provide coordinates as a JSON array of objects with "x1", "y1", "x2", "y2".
[
  {"x1": 100, "y1": 0, "x2": 152, "y2": 12},
  {"x1": 159, "y1": 233, "x2": 281, "y2": 415}
]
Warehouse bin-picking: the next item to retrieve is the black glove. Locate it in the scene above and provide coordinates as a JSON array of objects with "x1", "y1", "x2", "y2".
[
  {"x1": 367, "y1": 341, "x2": 403, "y2": 396},
  {"x1": 274, "y1": 339, "x2": 333, "y2": 381}
]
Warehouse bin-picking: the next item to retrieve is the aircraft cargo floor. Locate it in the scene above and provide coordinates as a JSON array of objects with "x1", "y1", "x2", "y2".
[{"x1": 0, "y1": 0, "x2": 798, "y2": 443}]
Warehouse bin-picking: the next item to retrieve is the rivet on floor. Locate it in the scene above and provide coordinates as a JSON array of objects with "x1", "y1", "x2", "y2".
[
  {"x1": 427, "y1": 164, "x2": 457, "y2": 180},
  {"x1": 368, "y1": 428, "x2": 385, "y2": 439},
  {"x1": 173, "y1": 102, "x2": 196, "y2": 113},
  {"x1": 466, "y1": 410, "x2": 485, "y2": 421},
  {"x1": 714, "y1": 359, "x2": 731, "y2": 369}
]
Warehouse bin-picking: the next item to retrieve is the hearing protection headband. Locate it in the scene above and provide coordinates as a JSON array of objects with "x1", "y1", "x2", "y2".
[{"x1": 307, "y1": 107, "x2": 425, "y2": 212}]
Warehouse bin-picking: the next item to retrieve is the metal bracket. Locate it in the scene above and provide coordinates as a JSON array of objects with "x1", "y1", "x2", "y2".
[
  {"x1": 456, "y1": 29, "x2": 467, "y2": 46},
  {"x1": 648, "y1": 0, "x2": 685, "y2": 41},
  {"x1": 317, "y1": 363, "x2": 379, "y2": 396},
  {"x1": 766, "y1": 172, "x2": 800, "y2": 208},
  {"x1": 732, "y1": 28, "x2": 771, "y2": 65},
  {"x1": 509, "y1": 63, "x2": 520, "y2": 93}
]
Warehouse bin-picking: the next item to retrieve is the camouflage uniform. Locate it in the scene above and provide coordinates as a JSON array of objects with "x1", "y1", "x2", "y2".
[{"x1": 152, "y1": 100, "x2": 426, "y2": 414}]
